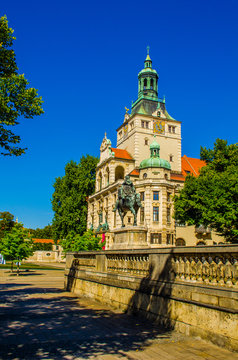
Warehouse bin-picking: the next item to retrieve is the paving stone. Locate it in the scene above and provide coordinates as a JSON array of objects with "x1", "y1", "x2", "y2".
[{"x1": 0, "y1": 269, "x2": 237, "y2": 360}]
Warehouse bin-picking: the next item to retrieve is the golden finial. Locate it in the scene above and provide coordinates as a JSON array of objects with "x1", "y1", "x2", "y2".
[{"x1": 125, "y1": 107, "x2": 129, "y2": 113}]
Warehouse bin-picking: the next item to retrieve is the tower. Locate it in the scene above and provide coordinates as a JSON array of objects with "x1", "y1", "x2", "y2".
[{"x1": 117, "y1": 49, "x2": 182, "y2": 172}]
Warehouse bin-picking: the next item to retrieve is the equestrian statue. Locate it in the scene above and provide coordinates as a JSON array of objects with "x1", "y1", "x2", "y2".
[{"x1": 113, "y1": 175, "x2": 142, "y2": 227}]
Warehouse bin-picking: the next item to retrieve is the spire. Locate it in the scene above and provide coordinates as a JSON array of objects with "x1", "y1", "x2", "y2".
[
  {"x1": 144, "y1": 46, "x2": 152, "y2": 68},
  {"x1": 145, "y1": 46, "x2": 152, "y2": 62}
]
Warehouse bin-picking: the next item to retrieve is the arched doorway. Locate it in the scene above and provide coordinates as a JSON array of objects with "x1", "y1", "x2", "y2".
[
  {"x1": 115, "y1": 166, "x2": 124, "y2": 181},
  {"x1": 196, "y1": 241, "x2": 206, "y2": 246},
  {"x1": 175, "y1": 238, "x2": 186, "y2": 246}
]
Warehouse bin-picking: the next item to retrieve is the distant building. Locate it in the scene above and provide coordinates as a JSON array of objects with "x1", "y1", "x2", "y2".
[
  {"x1": 25, "y1": 238, "x2": 65, "y2": 263},
  {"x1": 87, "y1": 50, "x2": 224, "y2": 248}
]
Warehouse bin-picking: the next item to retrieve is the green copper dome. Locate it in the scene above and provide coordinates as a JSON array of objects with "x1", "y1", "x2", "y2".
[
  {"x1": 150, "y1": 140, "x2": 160, "y2": 149},
  {"x1": 140, "y1": 137, "x2": 171, "y2": 170}
]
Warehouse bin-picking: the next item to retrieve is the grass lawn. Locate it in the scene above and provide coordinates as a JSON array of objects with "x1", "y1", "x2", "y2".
[{"x1": 0, "y1": 261, "x2": 64, "y2": 271}]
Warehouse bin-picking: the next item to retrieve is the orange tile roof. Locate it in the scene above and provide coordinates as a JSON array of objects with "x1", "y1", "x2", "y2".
[
  {"x1": 130, "y1": 169, "x2": 140, "y2": 176},
  {"x1": 111, "y1": 148, "x2": 134, "y2": 160},
  {"x1": 33, "y1": 238, "x2": 55, "y2": 244},
  {"x1": 182, "y1": 155, "x2": 206, "y2": 177}
]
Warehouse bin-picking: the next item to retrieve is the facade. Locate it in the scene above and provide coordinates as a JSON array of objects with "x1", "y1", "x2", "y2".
[{"x1": 87, "y1": 50, "x2": 224, "y2": 248}]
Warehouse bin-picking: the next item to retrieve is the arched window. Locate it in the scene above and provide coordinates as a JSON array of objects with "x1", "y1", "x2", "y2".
[
  {"x1": 105, "y1": 167, "x2": 110, "y2": 186},
  {"x1": 176, "y1": 238, "x2": 186, "y2": 246},
  {"x1": 115, "y1": 166, "x2": 124, "y2": 181},
  {"x1": 143, "y1": 78, "x2": 147, "y2": 89},
  {"x1": 98, "y1": 172, "x2": 102, "y2": 191},
  {"x1": 196, "y1": 241, "x2": 206, "y2": 246},
  {"x1": 150, "y1": 79, "x2": 154, "y2": 89}
]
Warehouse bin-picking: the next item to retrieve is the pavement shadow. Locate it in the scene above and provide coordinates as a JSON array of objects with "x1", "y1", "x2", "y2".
[{"x1": 0, "y1": 284, "x2": 173, "y2": 359}]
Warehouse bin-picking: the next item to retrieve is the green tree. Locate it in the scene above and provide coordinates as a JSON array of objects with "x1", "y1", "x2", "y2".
[
  {"x1": 0, "y1": 211, "x2": 15, "y2": 239},
  {"x1": 0, "y1": 15, "x2": 44, "y2": 156},
  {"x1": 31, "y1": 224, "x2": 54, "y2": 239},
  {"x1": 0, "y1": 223, "x2": 33, "y2": 274},
  {"x1": 61, "y1": 230, "x2": 103, "y2": 252},
  {"x1": 32, "y1": 242, "x2": 53, "y2": 251},
  {"x1": 174, "y1": 139, "x2": 238, "y2": 243},
  {"x1": 52, "y1": 155, "x2": 98, "y2": 240}
]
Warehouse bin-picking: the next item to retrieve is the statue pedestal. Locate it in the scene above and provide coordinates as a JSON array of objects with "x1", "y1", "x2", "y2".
[{"x1": 110, "y1": 226, "x2": 148, "y2": 250}]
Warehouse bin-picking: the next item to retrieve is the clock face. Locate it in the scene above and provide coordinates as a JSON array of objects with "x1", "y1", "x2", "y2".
[{"x1": 153, "y1": 120, "x2": 165, "y2": 134}]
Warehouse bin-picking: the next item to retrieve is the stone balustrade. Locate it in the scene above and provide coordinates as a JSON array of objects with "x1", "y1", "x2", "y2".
[
  {"x1": 106, "y1": 254, "x2": 150, "y2": 276},
  {"x1": 65, "y1": 245, "x2": 238, "y2": 351},
  {"x1": 66, "y1": 245, "x2": 238, "y2": 288}
]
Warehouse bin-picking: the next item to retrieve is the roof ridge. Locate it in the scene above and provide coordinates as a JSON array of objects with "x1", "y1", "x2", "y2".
[{"x1": 183, "y1": 155, "x2": 198, "y2": 176}]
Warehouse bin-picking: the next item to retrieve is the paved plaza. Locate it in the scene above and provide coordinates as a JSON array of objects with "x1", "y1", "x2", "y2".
[{"x1": 0, "y1": 268, "x2": 237, "y2": 360}]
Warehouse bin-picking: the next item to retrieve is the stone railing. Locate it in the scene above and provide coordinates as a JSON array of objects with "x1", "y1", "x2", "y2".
[
  {"x1": 107, "y1": 254, "x2": 149, "y2": 276},
  {"x1": 65, "y1": 245, "x2": 238, "y2": 352},
  {"x1": 172, "y1": 252, "x2": 237, "y2": 287},
  {"x1": 66, "y1": 245, "x2": 238, "y2": 288},
  {"x1": 70, "y1": 253, "x2": 96, "y2": 270}
]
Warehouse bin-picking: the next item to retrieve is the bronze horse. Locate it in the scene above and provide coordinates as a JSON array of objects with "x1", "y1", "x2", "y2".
[{"x1": 113, "y1": 186, "x2": 142, "y2": 227}]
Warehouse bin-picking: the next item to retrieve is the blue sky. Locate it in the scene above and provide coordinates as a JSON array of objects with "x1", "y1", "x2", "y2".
[{"x1": 1, "y1": 0, "x2": 238, "y2": 229}]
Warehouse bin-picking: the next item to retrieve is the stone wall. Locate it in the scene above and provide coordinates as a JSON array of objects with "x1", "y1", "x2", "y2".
[
  {"x1": 65, "y1": 245, "x2": 238, "y2": 351},
  {"x1": 25, "y1": 250, "x2": 65, "y2": 263}
]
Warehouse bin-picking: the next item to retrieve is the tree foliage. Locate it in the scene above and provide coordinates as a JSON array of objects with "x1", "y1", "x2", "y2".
[
  {"x1": 32, "y1": 242, "x2": 53, "y2": 251},
  {"x1": 52, "y1": 155, "x2": 98, "y2": 240},
  {"x1": 30, "y1": 224, "x2": 54, "y2": 239},
  {"x1": 174, "y1": 139, "x2": 238, "y2": 243},
  {"x1": 0, "y1": 223, "x2": 33, "y2": 263},
  {"x1": 0, "y1": 15, "x2": 44, "y2": 156},
  {"x1": 0, "y1": 211, "x2": 15, "y2": 239},
  {"x1": 61, "y1": 230, "x2": 103, "y2": 252}
]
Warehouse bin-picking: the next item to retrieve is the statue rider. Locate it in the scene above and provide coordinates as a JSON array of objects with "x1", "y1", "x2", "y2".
[{"x1": 113, "y1": 175, "x2": 136, "y2": 212}]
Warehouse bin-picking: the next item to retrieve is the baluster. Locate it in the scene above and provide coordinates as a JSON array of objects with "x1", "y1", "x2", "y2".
[
  {"x1": 224, "y1": 257, "x2": 232, "y2": 286},
  {"x1": 202, "y1": 256, "x2": 209, "y2": 284},
  {"x1": 179, "y1": 256, "x2": 185, "y2": 280},
  {"x1": 190, "y1": 256, "x2": 196, "y2": 281},
  {"x1": 195, "y1": 257, "x2": 202, "y2": 282},
  {"x1": 184, "y1": 256, "x2": 190, "y2": 280},
  {"x1": 232, "y1": 258, "x2": 238, "y2": 287}
]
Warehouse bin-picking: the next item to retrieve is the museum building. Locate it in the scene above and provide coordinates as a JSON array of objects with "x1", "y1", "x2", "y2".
[{"x1": 87, "y1": 50, "x2": 223, "y2": 248}]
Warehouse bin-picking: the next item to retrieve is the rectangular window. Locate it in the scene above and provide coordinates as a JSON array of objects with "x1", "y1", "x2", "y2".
[
  {"x1": 128, "y1": 217, "x2": 131, "y2": 224},
  {"x1": 150, "y1": 233, "x2": 162, "y2": 244},
  {"x1": 140, "y1": 207, "x2": 144, "y2": 223},
  {"x1": 145, "y1": 121, "x2": 149, "y2": 129},
  {"x1": 153, "y1": 206, "x2": 159, "y2": 222},
  {"x1": 167, "y1": 207, "x2": 171, "y2": 223},
  {"x1": 166, "y1": 234, "x2": 171, "y2": 245},
  {"x1": 141, "y1": 121, "x2": 145, "y2": 128},
  {"x1": 153, "y1": 191, "x2": 159, "y2": 200},
  {"x1": 167, "y1": 192, "x2": 171, "y2": 202},
  {"x1": 145, "y1": 139, "x2": 148, "y2": 145},
  {"x1": 168, "y1": 125, "x2": 176, "y2": 133},
  {"x1": 169, "y1": 155, "x2": 173, "y2": 162},
  {"x1": 140, "y1": 192, "x2": 145, "y2": 201}
]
